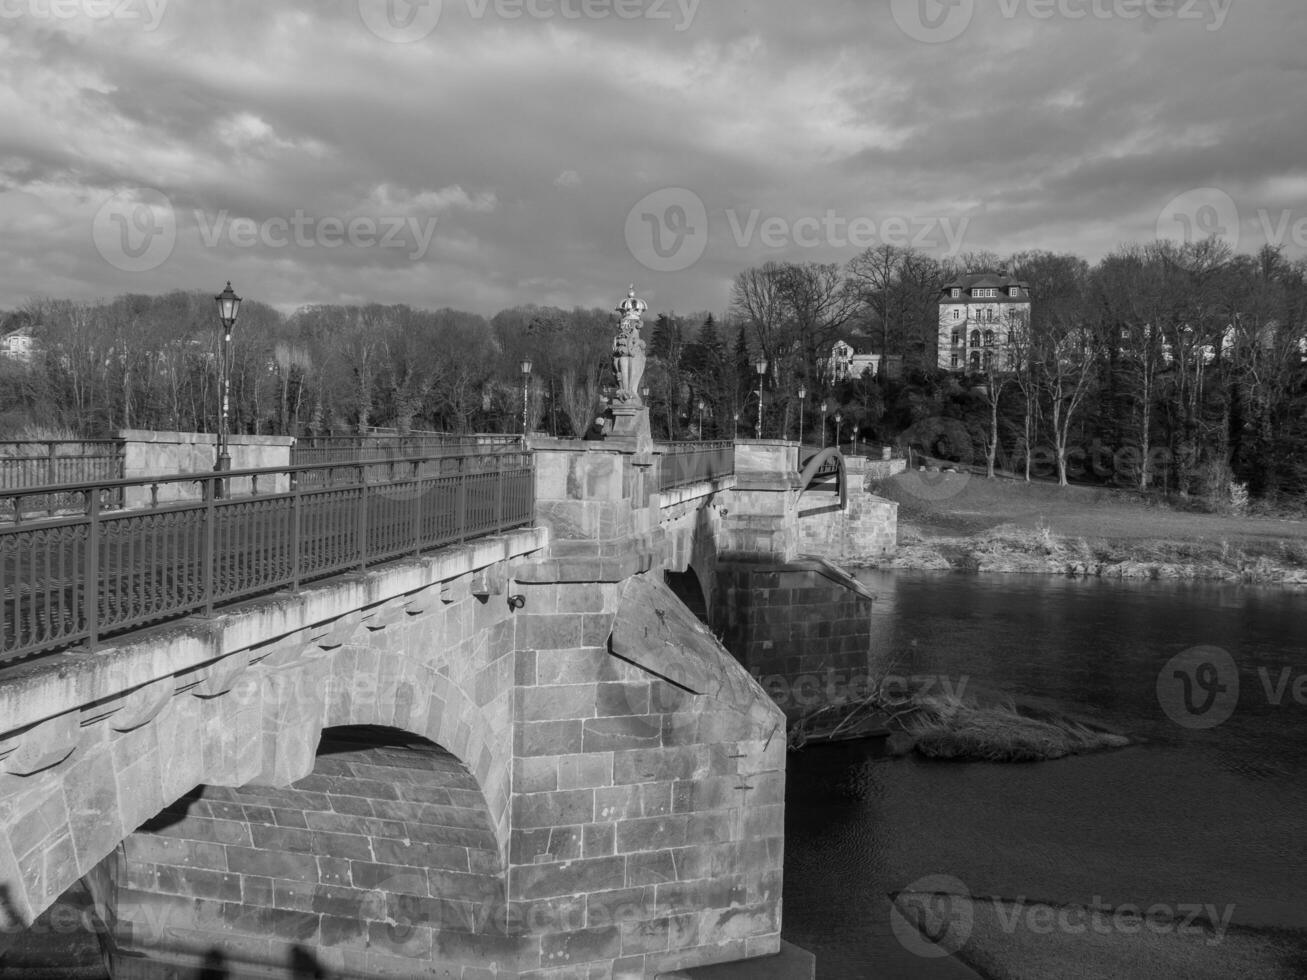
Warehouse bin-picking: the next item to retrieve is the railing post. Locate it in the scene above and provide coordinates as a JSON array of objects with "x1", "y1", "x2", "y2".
[
  {"x1": 456, "y1": 457, "x2": 468, "y2": 544},
  {"x1": 356, "y1": 463, "x2": 369, "y2": 572},
  {"x1": 409, "y1": 460, "x2": 422, "y2": 556},
  {"x1": 84, "y1": 487, "x2": 101, "y2": 650},
  {"x1": 46, "y1": 442, "x2": 56, "y2": 487},
  {"x1": 202, "y1": 476, "x2": 217, "y2": 615},
  {"x1": 495, "y1": 456, "x2": 505, "y2": 530},
  {"x1": 290, "y1": 470, "x2": 302, "y2": 591}
]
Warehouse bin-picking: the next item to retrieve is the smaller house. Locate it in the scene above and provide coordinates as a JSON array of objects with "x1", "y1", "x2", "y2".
[
  {"x1": 0, "y1": 326, "x2": 36, "y2": 364},
  {"x1": 827, "y1": 337, "x2": 881, "y2": 382}
]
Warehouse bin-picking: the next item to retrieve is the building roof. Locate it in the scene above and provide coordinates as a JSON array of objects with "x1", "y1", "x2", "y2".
[
  {"x1": 833, "y1": 335, "x2": 879, "y2": 356},
  {"x1": 940, "y1": 271, "x2": 1031, "y2": 303}
]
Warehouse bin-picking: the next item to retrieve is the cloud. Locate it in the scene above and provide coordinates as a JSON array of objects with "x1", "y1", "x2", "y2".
[{"x1": 0, "y1": 0, "x2": 1302, "y2": 316}]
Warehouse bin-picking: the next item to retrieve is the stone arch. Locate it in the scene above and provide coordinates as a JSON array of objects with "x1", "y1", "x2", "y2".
[
  {"x1": 0, "y1": 583, "x2": 518, "y2": 942},
  {"x1": 97, "y1": 724, "x2": 513, "y2": 979},
  {"x1": 664, "y1": 566, "x2": 709, "y2": 625}
]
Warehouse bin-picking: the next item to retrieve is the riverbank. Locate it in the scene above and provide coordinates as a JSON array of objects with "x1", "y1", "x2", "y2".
[{"x1": 867, "y1": 472, "x2": 1307, "y2": 584}]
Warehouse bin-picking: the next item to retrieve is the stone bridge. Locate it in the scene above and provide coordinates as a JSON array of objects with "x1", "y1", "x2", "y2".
[{"x1": 0, "y1": 414, "x2": 896, "y2": 978}]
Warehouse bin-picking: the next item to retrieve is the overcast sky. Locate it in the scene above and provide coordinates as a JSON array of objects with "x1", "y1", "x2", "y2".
[{"x1": 0, "y1": 0, "x2": 1303, "y2": 319}]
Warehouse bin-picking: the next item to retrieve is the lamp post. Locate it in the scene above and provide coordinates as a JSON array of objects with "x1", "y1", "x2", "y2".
[
  {"x1": 754, "y1": 359, "x2": 768, "y2": 439},
  {"x1": 835, "y1": 412, "x2": 843, "y2": 451},
  {"x1": 797, "y1": 385, "x2": 807, "y2": 444},
  {"x1": 697, "y1": 399, "x2": 705, "y2": 439},
  {"x1": 820, "y1": 401, "x2": 828, "y2": 449},
  {"x1": 732, "y1": 412, "x2": 740, "y2": 441},
  {"x1": 213, "y1": 281, "x2": 241, "y2": 486},
  {"x1": 520, "y1": 358, "x2": 533, "y2": 437}
]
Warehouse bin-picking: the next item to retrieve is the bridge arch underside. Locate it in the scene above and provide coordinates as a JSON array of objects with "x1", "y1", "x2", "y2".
[{"x1": 98, "y1": 725, "x2": 510, "y2": 979}]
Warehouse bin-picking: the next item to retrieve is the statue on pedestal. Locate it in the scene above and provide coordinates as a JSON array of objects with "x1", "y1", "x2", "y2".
[{"x1": 612, "y1": 286, "x2": 648, "y2": 406}]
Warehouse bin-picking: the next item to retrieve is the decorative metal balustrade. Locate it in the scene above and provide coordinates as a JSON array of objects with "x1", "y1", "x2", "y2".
[
  {"x1": 0, "y1": 451, "x2": 535, "y2": 666},
  {"x1": 291, "y1": 434, "x2": 522, "y2": 467},
  {"x1": 0, "y1": 440, "x2": 125, "y2": 490},
  {"x1": 657, "y1": 441, "x2": 736, "y2": 491}
]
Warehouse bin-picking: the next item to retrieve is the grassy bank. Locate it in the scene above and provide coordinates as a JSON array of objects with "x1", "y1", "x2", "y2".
[{"x1": 868, "y1": 472, "x2": 1307, "y2": 584}]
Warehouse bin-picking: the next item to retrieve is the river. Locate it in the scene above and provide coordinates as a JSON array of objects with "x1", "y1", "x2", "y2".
[{"x1": 781, "y1": 570, "x2": 1307, "y2": 979}]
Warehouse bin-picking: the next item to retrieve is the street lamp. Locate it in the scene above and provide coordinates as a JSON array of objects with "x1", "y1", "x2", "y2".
[
  {"x1": 520, "y1": 358, "x2": 533, "y2": 437},
  {"x1": 820, "y1": 401, "x2": 828, "y2": 449},
  {"x1": 835, "y1": 412, "x2": 843, "y2": 451},
  {"x1": 754, "y1": 359, "x2": 768, "y2": 439},
  {"x1": 697, "y1": 399, "x2": 705, "y2": 439},
  {"x1": 213, "y1": 281, "x2": 241, "y2": 481},
  {"x1": 732, "y1": 412, "x2": 740, "y2": 441},
  {"x1": 797, "y1": 385, "x2": 807, "y2": 445}
]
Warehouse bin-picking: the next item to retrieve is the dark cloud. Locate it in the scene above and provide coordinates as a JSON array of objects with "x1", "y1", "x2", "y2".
[{"x1": 0, "y1": 0, "x2": 1302, "y2": 317}]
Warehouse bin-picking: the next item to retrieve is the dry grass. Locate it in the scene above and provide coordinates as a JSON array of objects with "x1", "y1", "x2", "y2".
[{"x1": 903, "y1": 695, "x2": 1129, "y2": 762}]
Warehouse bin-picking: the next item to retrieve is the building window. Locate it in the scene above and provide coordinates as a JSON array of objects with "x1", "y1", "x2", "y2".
[
  {"x1": 952, "y1": 331, "x2": 962, "y2": 347},
  {"x1": 951, "y1": 352, "x2": 960, "y2": 369},
  {"x1": 969, "y1": 351, "x2": 981, "y2": 371},
  {"x1": 952, "y1": 288, "x2": 961, "y2": 298},
  {"x1": 952, "y1": 309, "x2": 961, "y2": 320},
  {"x1": 983, "y1": 350, "x2": 994, "y2": 370},
  {"x1": 969, "y1": 330, "x2": 980, "y2": 347},
  {"x1": 1010, "y1": 287, "x2": 1021, "y2": 297},
  {"x1": 973, "y1": 288, "x2": 996, "y2": 299},
  {"x1": 984, "y1": 331, "x2": 995, "y2": 347}
]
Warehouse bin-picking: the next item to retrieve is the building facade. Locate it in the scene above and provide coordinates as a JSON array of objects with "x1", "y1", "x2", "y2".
[{"x1": 937, "y1": 271, "x2": 1031, "y2": 372}]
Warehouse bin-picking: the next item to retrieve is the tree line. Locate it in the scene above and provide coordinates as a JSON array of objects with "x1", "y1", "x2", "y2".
[{"x1": 2, "y1": 236, "x2": 1305, "y2": 505}]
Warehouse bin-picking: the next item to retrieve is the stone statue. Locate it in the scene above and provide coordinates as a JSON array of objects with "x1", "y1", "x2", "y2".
[{"x1": 612, "y1": 286, "x2": 648, "y2": 405}]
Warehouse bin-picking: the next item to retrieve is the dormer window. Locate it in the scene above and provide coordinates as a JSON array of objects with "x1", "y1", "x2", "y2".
[
  {"x1": 1010, "y1": 286, "x2": 1021, "y2": 297},
  {"x1": 974, "y1": 288, "x2": 996, "y2": 299},
  {"x1": 951, "y1": 288, "x2": 961, "y2": 298}
]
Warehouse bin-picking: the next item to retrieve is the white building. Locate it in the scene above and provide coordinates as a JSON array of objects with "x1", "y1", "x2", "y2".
[
  {"x1": 937, "y1": 271, "x2": 1031, "y2": 372},
  {"x1": 0, "y1": 326, "x2": 36, "y2": 364}
]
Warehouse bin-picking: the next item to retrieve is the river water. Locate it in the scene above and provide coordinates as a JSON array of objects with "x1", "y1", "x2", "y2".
[{"x1": 781, "y1": 570, "x2": 1307, "y2": 979}]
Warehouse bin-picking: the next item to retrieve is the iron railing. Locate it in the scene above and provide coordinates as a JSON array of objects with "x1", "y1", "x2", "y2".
[
  {"x1": 0, "y1": 441, "x2": 125, "y2": 489},
  {"x1": 0, "y1": 451, "x2": 534, "y2": 665},
  {"x1": 291, "y1": 434, "x2": 522, "y2": 466},
  {"x1": 657, "y1": 441, "x2": 736, "y2": 491}
]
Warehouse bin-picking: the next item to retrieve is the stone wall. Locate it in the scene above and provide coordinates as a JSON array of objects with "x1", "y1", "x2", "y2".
[
  {"x1": 119, "y1": 429, "x2": 295, "y2": 506},
  {"x1": 711, "y1": 559, "x2": 875, "y2": 721}
]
